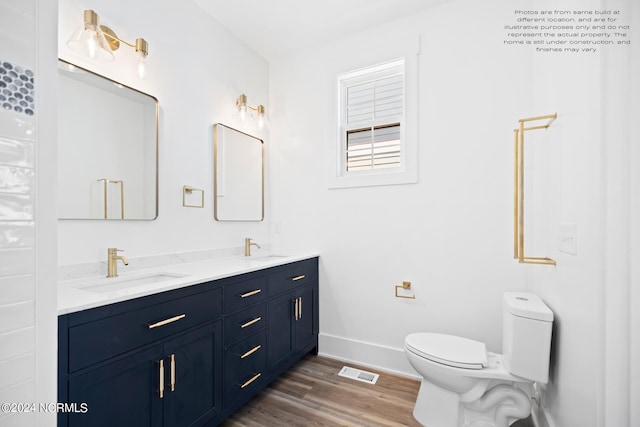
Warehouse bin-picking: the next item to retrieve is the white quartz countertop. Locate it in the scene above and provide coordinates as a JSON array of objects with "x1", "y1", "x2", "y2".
[{"x1": 58, "y1": 253, "x2": 319, "y2": 315}]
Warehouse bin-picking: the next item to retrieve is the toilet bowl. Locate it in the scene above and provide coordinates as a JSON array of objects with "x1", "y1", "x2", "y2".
[{"x1": 404, "y1": 293, "x2": 553, "y2": 427}]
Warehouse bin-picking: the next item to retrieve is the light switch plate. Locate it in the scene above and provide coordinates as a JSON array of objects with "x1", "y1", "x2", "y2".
[{"x1": 558, "y1": 223, "x2": 578, "y2": 255}]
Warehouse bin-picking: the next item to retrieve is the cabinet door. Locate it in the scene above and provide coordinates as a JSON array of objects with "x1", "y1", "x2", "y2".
[
  {"x1": 267, "y1": 291, "x2": 295, "y2": 370},
  {"x1": 67, "y1": 345, "x2": 164, "y2": 427},
  {"x1": 163, "y1": 321, "x2": 223, "y2": 427},
  {"x1": 268, "y1": 284, "x2": 317, "y2": 371},
  {"x1": 294, "y1": 285, "x2": 317, "y2": 353}
]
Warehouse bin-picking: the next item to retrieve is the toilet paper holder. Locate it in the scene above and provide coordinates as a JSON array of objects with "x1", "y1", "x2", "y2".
[{"x1": 395, "y1": 281, "x2": 416, "y2": 299}]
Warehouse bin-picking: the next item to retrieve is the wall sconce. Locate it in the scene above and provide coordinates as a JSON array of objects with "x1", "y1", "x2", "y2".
[
  {"x1": 67, "y1": 10, "x2": 149, "y2": 79},
  {"x1": 235, "y1": 94, "x2": 270, "y2": 130}
]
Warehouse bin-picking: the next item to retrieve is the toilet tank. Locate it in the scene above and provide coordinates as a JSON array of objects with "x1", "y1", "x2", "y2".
[{"x1": 502, "y1": 292, "x2": 553, "y2": 383}]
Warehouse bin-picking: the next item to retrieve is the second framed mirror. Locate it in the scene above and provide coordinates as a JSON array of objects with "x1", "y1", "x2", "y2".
[{"x1": 213, "y1": 124, "x2": 264, "y2": 221}]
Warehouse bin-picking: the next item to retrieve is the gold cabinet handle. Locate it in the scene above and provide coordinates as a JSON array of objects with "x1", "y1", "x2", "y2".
[
  {"x1": 159, "y1": 359, "x2": 165, "y2": 399},
  {"x1": 239, "y1": 289, "x2": 262, "y2": 298},
  {"x1": 240, "y1": 316, "x2": 262, "y2": 329},
  {"x1": 513, "y1": 114, "x2": 557, "y2": 266},
  {"x1": 240, "y1": 344, "x2": 262, "y2": 359},
  {"x1": 294, "y1": 298, "x2": 299, "y2": 321},
  {"x1": 291, "y1": 275, "x2": 305, "y2": 281},
  {"x1": 170, "y1": 354, "x2": 176, "y2": 392},
  {"x1": 299, "y1": 297, "x2": 302, "y2": 319},
  {"x1": 240, "y1": 373, "x2": 261, "y2": 389},
  {"x1": 148, "y1": 314, "x2": 186, "y2": 329}
]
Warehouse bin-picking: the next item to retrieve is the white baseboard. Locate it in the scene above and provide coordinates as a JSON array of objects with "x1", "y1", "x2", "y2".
[{"x1": 318, "y1": 333, "x2": 420, "y2": 380}]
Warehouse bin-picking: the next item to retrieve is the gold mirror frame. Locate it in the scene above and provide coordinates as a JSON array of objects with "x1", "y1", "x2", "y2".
[
  {"x1": 213, "y1": 124, "x2": 264, "y2": 221},
  {"x1": 57, "y1": 59, "x2": 159, "y2": 220}
]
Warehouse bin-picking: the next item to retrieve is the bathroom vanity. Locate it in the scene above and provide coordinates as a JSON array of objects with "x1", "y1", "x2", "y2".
[{"x1": 57, "y1": 256, "x2": 319, "y2": 426}]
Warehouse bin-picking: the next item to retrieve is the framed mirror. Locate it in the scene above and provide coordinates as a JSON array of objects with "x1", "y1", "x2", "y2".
[
  {"x1": 213, "y1": 124, "x2": 263, "y2": 221},
  {"x1": 57, "y1": 59, "x2": 158, "y2": 220}
]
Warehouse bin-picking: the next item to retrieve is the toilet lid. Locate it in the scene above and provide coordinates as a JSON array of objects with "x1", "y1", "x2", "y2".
[{"x1": 405, "y1": 333, "x2": 487, "y2": 370}]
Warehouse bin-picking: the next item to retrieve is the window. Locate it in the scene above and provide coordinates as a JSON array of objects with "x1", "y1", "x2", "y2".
[
  {"x1": 341, "y1": 59, "x2": 404, "y2": 173},
  {"x1": 331, "y1": 57, "x2": 416, "y2": 189}
]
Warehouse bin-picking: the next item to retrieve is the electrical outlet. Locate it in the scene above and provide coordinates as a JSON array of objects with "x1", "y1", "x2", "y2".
[{"x1": 558, "y1": 223, "x2": 577, "y2": 255}]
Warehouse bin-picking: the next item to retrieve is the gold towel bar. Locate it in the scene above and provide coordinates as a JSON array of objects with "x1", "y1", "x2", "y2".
[{"x1": 514, "y1": 113, "x2": 557, "y2": 266}]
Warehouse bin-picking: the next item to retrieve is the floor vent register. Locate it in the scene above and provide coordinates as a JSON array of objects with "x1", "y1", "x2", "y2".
[{"x1": 338, "y1": 366, "x2": 380, "y2": 385}]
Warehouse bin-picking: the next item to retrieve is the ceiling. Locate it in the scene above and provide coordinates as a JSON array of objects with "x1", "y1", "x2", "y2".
[{"x1": 192, "y1": 0, "x2": 450, "y2": 61}]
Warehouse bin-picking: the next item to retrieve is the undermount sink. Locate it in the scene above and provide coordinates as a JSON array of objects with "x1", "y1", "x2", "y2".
[
  {"x1": 79, "y1": 272, "x2": 188, "y2": 293},
  {"x1": 247, "y1": 255, "x2": 289, "y2": 262}
]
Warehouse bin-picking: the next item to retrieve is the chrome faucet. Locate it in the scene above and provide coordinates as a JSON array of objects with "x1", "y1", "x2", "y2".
[
  {"x1": 244, "y1": 238, "x2": 261, "y2": 256},
  {"x1": 107, "y1": 248, "x2": 129, "y2": 278}
]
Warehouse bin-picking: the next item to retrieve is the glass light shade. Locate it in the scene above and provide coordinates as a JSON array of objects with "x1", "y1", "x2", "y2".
[
  {"x1": 67, "y1": 26, "x2": 114, "y2": 61},
  {"x1": 256, "y1": 109, "x2": 270, "y2": 131},
  {"x1": 137, "y1": 52, "x2": 147, "y2": 79},
  {"x1": 239, "y1": 105, "x2": 248, "y2": 121}
]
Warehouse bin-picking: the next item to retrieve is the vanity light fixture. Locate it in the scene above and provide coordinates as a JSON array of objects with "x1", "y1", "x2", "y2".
[
  {"x1": 235, "y1": 94, "x2": 270, "y2": 130},
  {"x1": 67, "y1": 9, "x2": 149, "y2": 78}
]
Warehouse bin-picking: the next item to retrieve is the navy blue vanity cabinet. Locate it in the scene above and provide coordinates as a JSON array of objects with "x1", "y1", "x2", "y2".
[
  {"x1": 59, "y1": 257, "x2": 319, "y2": 427},
  {"x1": 58, "y1": 283, "x2": 224, "y2": 427},
  {"x1": 267, "y1": 259, "x2": 319, "y2": 376}
]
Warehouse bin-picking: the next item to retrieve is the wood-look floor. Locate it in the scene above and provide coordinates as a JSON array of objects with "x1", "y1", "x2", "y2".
[{"x1": 219, "y1": 354, "x2": 534, "y2": 427}]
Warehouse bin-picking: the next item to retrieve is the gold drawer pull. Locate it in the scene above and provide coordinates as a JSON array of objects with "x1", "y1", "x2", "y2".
[
  {"x1": 159, "y1": 359, "x2": 165, "y2": 398},
  {"x1": 170, "y1": 354, "x2": 176, "y2": 392},
  {"x1": 240, "y1": 373, "x2": 261, "y2": 389},
  {"x1": 240, "y1": 289, "x2": 262, "y2": 298},
  {"x1": 291, "y1": 275, "x2": 306, "y2": 281},
  {"x1": 240, "y1": 316, "x2": 262, "y2": 329},
  {"x1": 240, "y1": 344, "x2": 262, "y2": 359},
  {"x1": 148, "y1": 314, "x2": 186, "y2": 329}
]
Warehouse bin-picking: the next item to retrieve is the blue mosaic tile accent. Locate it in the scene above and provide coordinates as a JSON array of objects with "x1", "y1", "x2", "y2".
[{"x1": 0, "y1": 60, "x2": 35, "y2": 116}]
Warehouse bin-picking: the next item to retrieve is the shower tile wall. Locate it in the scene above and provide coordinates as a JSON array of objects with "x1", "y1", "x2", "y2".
[{"x1": 0, "y1": 0, "x2": 37, "y2": 424}]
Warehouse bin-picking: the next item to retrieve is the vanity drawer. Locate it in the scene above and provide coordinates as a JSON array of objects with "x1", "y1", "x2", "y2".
[
  {"x1": 224, "y1": 302, "x2": 267, "y2": 346},
  {"x1": 268, "y1": 259, "x2": 317, "y2": 297},
  {"x1": 68, "y1": 287, "x2": 222, "y2": 372},
  {"x1": 225, "y1": 337, "x2": 267, "y2": 405},
  {"x1": 225, "y1": 331, "x2": 267, "y2": 374},
  {"x1": 224, "y1": 276, "x2": 267, "y2": 314}
]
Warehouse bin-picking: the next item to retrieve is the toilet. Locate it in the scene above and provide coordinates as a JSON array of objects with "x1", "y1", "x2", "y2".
[{"x1": 404, "y1": 292, "x2": 553, "y2": 427}]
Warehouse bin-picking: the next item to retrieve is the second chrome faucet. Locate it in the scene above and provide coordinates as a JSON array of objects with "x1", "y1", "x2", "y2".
[{"x1": 107, "y1": 247, "x2": 129, "y2": 277}]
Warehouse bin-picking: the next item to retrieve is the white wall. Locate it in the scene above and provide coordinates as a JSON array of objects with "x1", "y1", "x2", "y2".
[
  {"x1": 269, "y1": 0, "x2": 533, "y2": 374},
  {"x1": 270, "y1": 0, "x2": 637, "y2": 425},
  {"x1": 57, "y1": 0, "x2": 271, "y2": 266},
  {"x1": 526, "y1": 0, "x2": 637, "y2": 425},
  {"x1": 631, "y1": 3, "x2": 640, "y2": 425}
]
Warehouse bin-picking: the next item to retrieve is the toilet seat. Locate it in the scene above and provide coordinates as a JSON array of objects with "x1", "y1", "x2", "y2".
[{"x1": 405, "y1": 333, "x2": 487, "y2": 370}]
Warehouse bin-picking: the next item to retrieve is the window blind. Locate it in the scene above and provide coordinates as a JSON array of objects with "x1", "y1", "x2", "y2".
[
  {"x1": 343, "y1": 65, "x2": 403, "y2": 172},
  {"x1": 346, "y1": 123, "x2": 401, "y2": 171}
]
